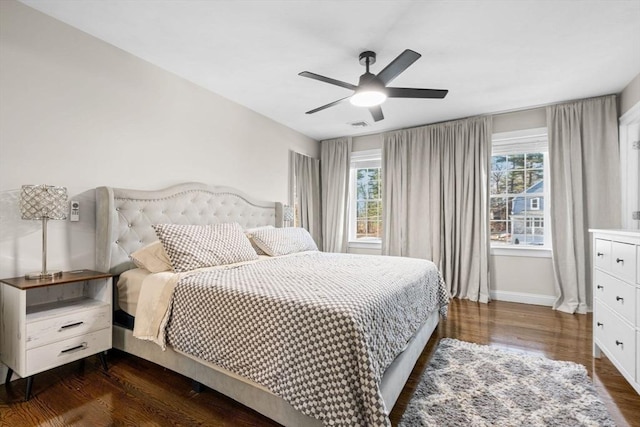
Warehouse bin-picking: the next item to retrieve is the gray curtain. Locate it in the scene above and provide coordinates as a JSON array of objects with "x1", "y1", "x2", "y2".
[
  {"x1": 320, "y1": 137, "x2": 352, "y2": 252},
  {"x1": 547, "y1": 95, "x2": 620, "y2": 314},
  {"x1": 292, "y1": 151, "x2": 322, "y2": 248},
  {"x1": 382, "y1": 116, "x2": 491, "y2": 302}
]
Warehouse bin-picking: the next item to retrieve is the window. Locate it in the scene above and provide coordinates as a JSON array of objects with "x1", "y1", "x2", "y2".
[
  {"x1": 490, "y1": 128, "x2": 550, "y2": 248},
  {"x1": 530, "y1": 197, "x2": 540, "y2": 210},
  {"x1": 349, "y1": 149, "x2": 382, "y2": 243}
]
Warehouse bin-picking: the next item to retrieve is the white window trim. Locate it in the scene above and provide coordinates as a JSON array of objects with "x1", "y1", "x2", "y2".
[
  {"x1": 348, "y1": 149, "x2": 382, "y2": 244},
  {"x1": 491, "y1": 246, "x2": 552, "y2": 258},
  {"x1": 490, "y1": 127, "x2": 552, "y2": 253}
]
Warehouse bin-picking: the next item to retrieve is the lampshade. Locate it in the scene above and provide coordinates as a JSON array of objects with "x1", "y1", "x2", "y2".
[
  {"x1": 21, "y1": 185, "x2": 68, "y2": 220},
  {"x1": 20, "y1": 185, "x2": 68, "y2": 280},
  {"x1": 283, "y1": 205, "x2": 294, "y2": 222}
]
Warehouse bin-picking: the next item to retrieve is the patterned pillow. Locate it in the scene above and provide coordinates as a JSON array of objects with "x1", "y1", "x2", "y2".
[
  {"x1": 244, "y1": 225, "x2": 275, "y2": 256},
  {"x1": 152, "y1": 223, "x2": 258, "y2": 272},
  {"x1": 130, "y1": 240, "x2": 173, "y2": 272},
  {"x1": 250, "y1": 227, "x2": 319, "y2": 257}
]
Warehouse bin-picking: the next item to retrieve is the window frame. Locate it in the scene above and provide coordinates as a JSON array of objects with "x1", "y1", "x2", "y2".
[
  {"x1": 490, "y1": 127, "x2": 552, "y2": 257},
  {"x1": 348, "y1": 149, "x2": 382, "y2": 245}
]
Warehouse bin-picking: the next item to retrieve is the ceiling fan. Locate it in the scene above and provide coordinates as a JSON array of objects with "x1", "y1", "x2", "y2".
[{"x1": 299, "y1": 49, "x2": 448, "y2": 122}]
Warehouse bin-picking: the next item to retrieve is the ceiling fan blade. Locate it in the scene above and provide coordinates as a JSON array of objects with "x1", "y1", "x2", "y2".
[
  {"x1": 387, "y1": 87, "x2": 448, "y2": 99},
  {"x1": 369, "y1": 105, "x2": 384, "y2": 122},
  {"x1": 305, "y1": 96, "x2": 351, "y2": 114},
  {"x1": 375, "y1": 49, "x2": 421, "y2": 86},
  {"x1": 299, "y1": 71, "x2": 357, "y2": 91}
]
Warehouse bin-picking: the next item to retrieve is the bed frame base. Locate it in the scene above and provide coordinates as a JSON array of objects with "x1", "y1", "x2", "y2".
[{"x1": 112, "y1": 310, "x2": 439, "y2": 426}]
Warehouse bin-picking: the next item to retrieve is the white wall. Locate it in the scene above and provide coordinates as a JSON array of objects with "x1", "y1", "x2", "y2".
[
  {"x1": 620, "y1": 72, "x2": 640, "y2": 116},
  {"x1": 0, "y1": 0, "x2": 318, "y2": 279}
]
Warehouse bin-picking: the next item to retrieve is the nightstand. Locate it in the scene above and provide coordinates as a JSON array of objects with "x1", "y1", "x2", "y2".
[{"x1": 0, "y1": 270, "x2": 113, "y2": 400}]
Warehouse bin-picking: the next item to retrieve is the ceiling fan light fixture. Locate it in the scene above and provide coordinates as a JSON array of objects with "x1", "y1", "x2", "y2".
[{"x1": 350, "y1": 89, "x2": 387, "y2": 107}]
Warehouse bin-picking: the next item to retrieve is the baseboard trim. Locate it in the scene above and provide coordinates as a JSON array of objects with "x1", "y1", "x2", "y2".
[{"x1": 490, "y1": 290, "x2": 556, "y2": 307}]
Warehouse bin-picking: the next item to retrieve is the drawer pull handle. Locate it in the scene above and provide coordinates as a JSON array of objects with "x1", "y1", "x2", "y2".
[
  {"x1": 616, "y1": 296, "x2": 624, "y2": 302},
  {"x1": 60, "y1": 342, "x2": 87, "y2": 355},
  {"x1": 59, "y1": 321, "x2": 84, "y2": 331},
  {"x1": 596, "y1": 322, "x2": 603, "y2": 327},
  {"x1": 615, "y1": 340, "x2": 623, "y2": 347},
  {"x1": 596, "y1": 285, "x2": 603, "y2": 290},
  {"x1": 596, "y1": 252, "x2": 604, "y2": 257},
  {"x1": 615, "y1": 258, "x2": 624, "y2": 264}
]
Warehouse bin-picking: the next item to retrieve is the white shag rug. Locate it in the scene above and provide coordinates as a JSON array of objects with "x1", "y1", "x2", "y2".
[{"x1": 399, "y1": 338, "x2": 615, "y2": 427}]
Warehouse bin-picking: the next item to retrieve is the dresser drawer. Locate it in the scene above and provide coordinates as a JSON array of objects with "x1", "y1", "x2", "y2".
[
  {"x1": 637, "y1": 288, "x2": 640, "y2": 327},
  {"x1": 594, "y1": 270, "x2": 636, "y2": 324},
  {"x1": 26, "y1": 328, "x2": 110, "y2": 376},
  {"x1": 595, "y1": 239, "x2": 612, "y2": 271},
  {"x1": 594, "y1": 301, "x2": 636, "y2": 378},
  {"x1": 611, "y1": 241, "x2": 637, "y2": 283},
  {"x1": 26, "y1": 303, "x2": 110, "y2": 350}
]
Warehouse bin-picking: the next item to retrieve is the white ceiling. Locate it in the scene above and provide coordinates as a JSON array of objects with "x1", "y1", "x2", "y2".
[{"x1": 19, "y1": 0, "x2": 640, "y2": 141}]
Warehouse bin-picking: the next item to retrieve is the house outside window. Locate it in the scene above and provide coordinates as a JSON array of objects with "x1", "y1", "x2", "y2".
[
  {"x1": 491, "y1": 128, "x2": 550, "y2": 249},
  {"x1": 349, "y1": 149, "x2": 382, "y2": 243}
]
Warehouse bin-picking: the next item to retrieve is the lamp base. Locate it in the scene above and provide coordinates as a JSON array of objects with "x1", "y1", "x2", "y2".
[{"x1": 25, "y1": 270, "x2": 63, "y2": 280}]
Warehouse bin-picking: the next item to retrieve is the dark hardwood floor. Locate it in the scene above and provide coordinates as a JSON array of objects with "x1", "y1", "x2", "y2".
[{"x1": 1, "y1": 299, "x2": 639, "y2": 426}]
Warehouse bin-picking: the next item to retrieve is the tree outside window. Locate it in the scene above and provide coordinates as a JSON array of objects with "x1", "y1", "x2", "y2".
[
  {"x1": 490, "y1": 152, "x2": 546, "y2": 246},
  {"x1": 355, "y1": 168, "x2": 382, "y2": 239}
]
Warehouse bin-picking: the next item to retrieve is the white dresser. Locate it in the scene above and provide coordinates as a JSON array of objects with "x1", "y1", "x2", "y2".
[{"x1": 591, "y1": 229, "x2": 640, "y2": 394}]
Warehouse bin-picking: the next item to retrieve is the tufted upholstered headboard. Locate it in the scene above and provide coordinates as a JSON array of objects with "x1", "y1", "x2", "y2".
[{"x1": 95, "y1": 182, "x2": 284, "y2": 275}]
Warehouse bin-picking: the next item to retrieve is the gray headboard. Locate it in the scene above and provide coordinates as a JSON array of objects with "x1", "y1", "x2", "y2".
[{"x1": 96, "y1": 182, "x2": 284, "y2": 275}]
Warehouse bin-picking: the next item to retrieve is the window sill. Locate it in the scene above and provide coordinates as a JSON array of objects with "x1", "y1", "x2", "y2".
[
  {"x1": 490, "y1": 246, "x2": 552, "y2": 258},
  {"x1": 348, "y1": 240, "x2": 382, "y2": 249}
]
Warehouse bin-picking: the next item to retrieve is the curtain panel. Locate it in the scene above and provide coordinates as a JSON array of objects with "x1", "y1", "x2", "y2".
[
  {"x1": 547, "y1": 95, "x2": 620, "y2": 314},
  {"x1": 320, "y1": 137, "x2": 352, "y2": 253},
  {"x1": 292, "y1": 151, "x2": 323, "y2": 249},
  {"x1": 382, "y1": 116, "x2": 491, "y2": 302}
]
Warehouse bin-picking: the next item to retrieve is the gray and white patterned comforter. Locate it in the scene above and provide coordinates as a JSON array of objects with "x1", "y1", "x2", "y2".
[{"x1": 165, "y1": 251, "x2": 448, "y2": 426}]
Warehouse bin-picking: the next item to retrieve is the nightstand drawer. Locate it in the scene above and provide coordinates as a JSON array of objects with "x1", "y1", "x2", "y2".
[
  {"x1": 594, "y1": 301, "x2": 636, "y2": 378},
  {"x1": 594, "y1": 270, "x2": 636, "y2": 324},
  {"x1": 26, "y1": 302, "x2": 111, "y2": 350},
  {"x1": 26, "y1": 328, "x2": 110, "y2": 376}
]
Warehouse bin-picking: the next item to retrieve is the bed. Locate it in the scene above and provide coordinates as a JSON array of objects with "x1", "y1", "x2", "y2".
[{"x1": 95, "y1": 182, "x2": 448, "y2": 426}]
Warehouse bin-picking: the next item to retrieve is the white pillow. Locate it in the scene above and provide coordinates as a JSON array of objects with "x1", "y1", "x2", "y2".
[
  {"x1": 152, "y1": 222, "x2": 258, "y2": 272},
  {"x1": 244, "y1": 225, "x2": 275, "y2": 256},
  {"x1": 130, "y1": 241, "x2": 173, "y2": 273},
  {"x1": 250, "y1": 227, "x2": 318, "y2": 257}
]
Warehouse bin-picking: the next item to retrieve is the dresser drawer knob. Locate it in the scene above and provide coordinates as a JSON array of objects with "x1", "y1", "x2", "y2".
[
  {"x1": 615, "y1": 258, "x2": 624, "y2": 264},
  {"x1": 596, "y1": 322, "x2": 603, "y2": 327},
  {"x1": 615, "y1": 340, "x2": 623, "y2": 347},
  {"x1": 596, "y1": 285, "x2": 604, "y2": 290},
  {"x1": 59, "y1": 321, "x2": 84, "y2": 331},
  {"x1": 615, "y1": 296, "x2": 624, "y2": 302},
  {"x1": 596, "y1": 252, "x2": 604, "y2": 257},
  {"x1": 60, "y1": 342, "x2": 88, "y2": 355}
]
